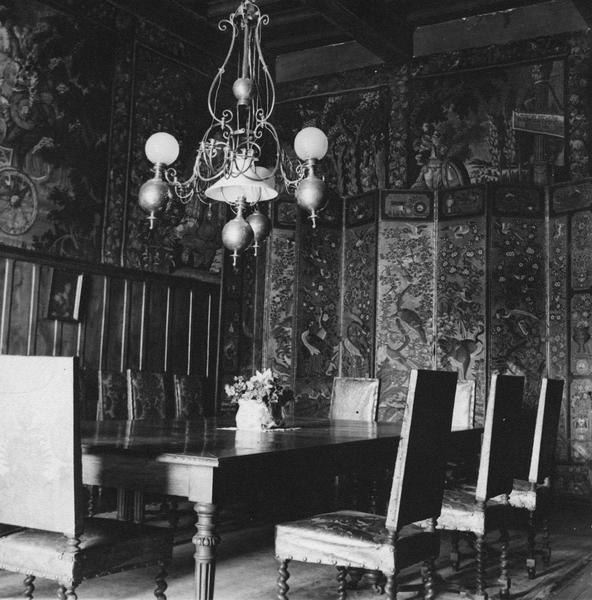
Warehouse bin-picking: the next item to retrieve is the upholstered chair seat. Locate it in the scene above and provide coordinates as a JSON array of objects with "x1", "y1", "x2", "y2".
[
  {"x1": 276, "y1": 511, "x2": 439, "y2": 573},
  {"x1": 0, "y1": 518, "x2": 171, "y2": 585},
  {"x1": 275, "y1": 369, "x2": 459, "y2": 600}
]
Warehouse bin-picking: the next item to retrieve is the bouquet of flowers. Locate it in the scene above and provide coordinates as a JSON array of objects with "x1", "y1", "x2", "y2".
[{"x1": 225, "y1": 368, "x2": 292, "y2": 407}]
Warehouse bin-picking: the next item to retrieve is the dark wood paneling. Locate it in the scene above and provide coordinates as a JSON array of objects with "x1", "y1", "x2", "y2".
[
  {"x1": 169, "y1": 286, "x2": 191, "y2": 376},
  {"x1": 7, "y1": 261, "x2": 32, "y2": 355},
  {"x1": 104, "y1": 277, "x2": 126, "y2": 371},
  {"x1": 144, "y1": 281, "x2": 169, "y2": 372},
  {"x1": 83, "y1": 274, "x2": 107, "y2": 369},
  {"x1": 34, "y1": 265, "x2": 54, "y2": 356},
  {"x1": 190, "y1": 288, "x2": 210, "y2": 376},
  {"x1": 127, "y1": 280, "x2": 146, "y2": 370}
]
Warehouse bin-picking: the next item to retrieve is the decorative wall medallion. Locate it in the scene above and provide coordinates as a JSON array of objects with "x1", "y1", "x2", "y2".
[
  {"x1": 381, "y1": 191, "x2": 433, "y2": 220},
  {"x1": 273, "y1": 197, "x2": 298, "y2": 229}
]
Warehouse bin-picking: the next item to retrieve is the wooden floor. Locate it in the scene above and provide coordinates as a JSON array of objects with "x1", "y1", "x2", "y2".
[{"x1": 1, "y1": 501, "x2": 591, "y2": 599}]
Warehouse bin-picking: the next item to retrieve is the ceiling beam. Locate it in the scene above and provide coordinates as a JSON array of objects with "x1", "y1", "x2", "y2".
[
  {"x1": 299, "y1": 0, "x2": 412, "y2": 63},
  {"x1": 572, "y1": 0, "x2": 592, "y2": 27},
  {"x1": 407, "y1": 0, "x2": 553, "y2": 26}
]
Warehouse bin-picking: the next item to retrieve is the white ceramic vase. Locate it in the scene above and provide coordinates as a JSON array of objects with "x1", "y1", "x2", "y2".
[{"x1": 235, "y1": 399, "x2": 276, "y2": 430}]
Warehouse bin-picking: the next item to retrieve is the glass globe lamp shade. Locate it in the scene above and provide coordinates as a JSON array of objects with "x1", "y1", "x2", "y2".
[
  {"x1": 294, "y1": 127, "x2": 328, "y2": 162},
  {"x1": 205, "y1": 158, "x2": 278, "y2": 204},
  {"x1": 145, "y1": 132, "x2": 180, "y2": 166}
]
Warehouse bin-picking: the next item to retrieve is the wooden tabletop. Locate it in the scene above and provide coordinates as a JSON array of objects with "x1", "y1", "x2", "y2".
[{"x1": 81, "y1": 417, "x2": 404, "y2": 466}]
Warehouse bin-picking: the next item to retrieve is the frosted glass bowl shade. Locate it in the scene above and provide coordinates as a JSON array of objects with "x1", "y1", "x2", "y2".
[
  {"x1": 145, "y1": 132, "x2": 180, "y2": 166},
  {"x1": 294, "y1": 127, "x2": 328, "y2": 161}
]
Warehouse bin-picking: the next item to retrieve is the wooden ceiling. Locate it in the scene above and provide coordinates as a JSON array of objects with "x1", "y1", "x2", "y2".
[{"x1": 171, "y1": 0, "x2": 591, "y2": 61}]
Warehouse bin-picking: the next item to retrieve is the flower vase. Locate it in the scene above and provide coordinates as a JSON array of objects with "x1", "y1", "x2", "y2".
[{"x1": 235, "y1": 399, "x2": 277, "y2": 430}]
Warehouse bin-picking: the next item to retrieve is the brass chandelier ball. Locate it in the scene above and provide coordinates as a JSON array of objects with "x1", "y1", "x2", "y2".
[{"x1": 222, "y1": 208, "x2": 254, "y2": 265}]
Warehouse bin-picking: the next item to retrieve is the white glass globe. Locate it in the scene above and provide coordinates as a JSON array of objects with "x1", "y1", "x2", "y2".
[
  {"x1": 294, "y1": 127, "x2": 328, "y2": 161},
  {"x1": 144, "y1": 132, "x2": 180, "y2": 166}
]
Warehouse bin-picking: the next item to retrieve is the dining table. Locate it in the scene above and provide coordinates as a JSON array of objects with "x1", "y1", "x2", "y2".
[{"x1": 81, "y1": 417, "x2": 481, "y2": 600}]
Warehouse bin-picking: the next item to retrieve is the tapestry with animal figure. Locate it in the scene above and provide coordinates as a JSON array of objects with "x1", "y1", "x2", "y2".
[
  {"x1": 294, "y1": 205, "x2": 341, "y2": 415},
  {"x1": 375, "y1": 191, "x2": 435, "y2": 422},
  {"x1": 436, "y1": 186, "x2": 487, "y2": 425},
  {"x1": 264, "y1": 229, "x2": 297, "y2": 387},
  {"x1": 489, "y1": 185, "x2": 546, "y2": 409},
  {"x1": 0, "y1": 2, "x2": 114, "y2": 261},
  {"x1": 341, "y1": 193, "x2": 377, "y2": 378}
]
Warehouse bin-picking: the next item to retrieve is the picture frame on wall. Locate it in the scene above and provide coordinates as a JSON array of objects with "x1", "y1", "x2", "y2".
[{"x1": 46, "y1": 270, "x2": 84, "y2": 322}]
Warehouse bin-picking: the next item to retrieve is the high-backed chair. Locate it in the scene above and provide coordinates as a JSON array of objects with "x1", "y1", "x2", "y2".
[
  {"x1": 97, "y1": 370, "x2": 128, "y2": 420},
  {"x1": 0, "y1": 355, "x2": 172, "y2": 600},
  {"x1": 275, "y1": 369, "x2": 458, "y2": 600},
  {"x1": 506, "y1": 378, "x2": 564, "y2": 579},
  {"x1": 329, "y1": 377, "x2": 380, "y2": 421},
  {"x1": 126, "y1": 369, "x2": 168, "y2": 420},
  {"x1": 428, "y1": 374, "x2": 525, "y2": 600},
  {"x1": 173, "y1": 373, "x2": 206, "y2": 419}
]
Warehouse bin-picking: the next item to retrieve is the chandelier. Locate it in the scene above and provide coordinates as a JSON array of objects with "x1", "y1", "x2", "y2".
[{"x1": 138, "y1": 0, "x2": 328, "y2": 266}]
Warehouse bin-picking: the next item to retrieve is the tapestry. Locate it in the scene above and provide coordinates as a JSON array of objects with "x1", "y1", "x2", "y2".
[
  {"x1": 0, "y1": 1, "x2": 113, "y2": 262},
  {"x1": 274, "y1": 86, "x2": 390, "y2": 198},
  {"x1": 375, "y1": 196, "x2": 435, "y2": 421},
  {"x1": 489, "y1": 187, "x2": 546, "y2": 410},
  {"x1": 436, "y1": 186, "x2": 487, "y2": 424},
  {"x1": 124, "y1": 44, "x2": 224, "y2": 274},
  {"x1": 409, "y1": 58, "x2": 566, "y2": 186}
]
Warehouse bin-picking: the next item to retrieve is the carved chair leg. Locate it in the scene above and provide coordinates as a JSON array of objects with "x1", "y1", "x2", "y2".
[
  {"x1": 86, "y1": 485, "x2": 96, "y2": 516},
  {"x1": 277, "y1": 559, "x2": 290, "y2": 600},
  {"x1": 542, "y1": 513, "x2": 551, "y2": 566},
  {"x1": 64, "y1": 584, "x2": 78, "y2": 600},
  {"x1": 423, "y1": 559, "x2": 436, "y2": 600},
  {"x1": 133, "y1": 490, "x2": 146, "y2": 524},
  {"x1": 366, "y1": 570, "x2": 385, "y2": 593},
  {"x1": 526, "y1": 509, "x2": 537, "y2": 579},
  {"x1": 498, "y1": 526, "x2": 511, "y2": 599},
  {"x1": 116, "y1": 488, "x2": 132, "y2": 520},
  {"x1": 23, "y1": 574, "x2": 35, "y2": 600},
  {"x1": 347, "y1": 567, "x2": 363, "y2": 589},
  {"x1": 337, "y1": 566, "x2": 348, "y2": 600},
  {"x1": 451, "y1": 531, "x2": 461, "y2": 570},
  {"x1": 384, "y1": 573, "x2": 397, "y2": 600},
  {"x1": 154, "y1": 560, "x2": 168, "y2": 600},
  {"x1": 475, "y1": 533, "x2": 488, "y2": 600},
  {"x1": 58, "y1": 585, "x2": 67, "y2": 600}
]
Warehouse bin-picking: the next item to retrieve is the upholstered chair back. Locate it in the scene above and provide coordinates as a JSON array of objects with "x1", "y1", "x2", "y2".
[
  {"x1": 173, "y1": 373, "x2": 206, "y2": 419},
  {"x1": 97, "y1": 370, "x2": 128, "y2": 420},
  {"x1": 530, "y1": 378, "x2": 564, "y2": 484},
  {"x1": 329, "y1": 377, "x2": 380, "y2": 421},
  {"x1": 386, "y1": 369, "x2": 457, "y2": 530},
  {"x1": 126, "y1": 369, "x2": 168, "y2": 419},
  {"x1": 0, "y1": 355, "x2": 83, "y2": 537},
  {"x1": 475, "y1": 374, "x2": 525, "y2": 501},
  {"x1": 452, "y1": 379, "x2": 476, "y2": 430}
]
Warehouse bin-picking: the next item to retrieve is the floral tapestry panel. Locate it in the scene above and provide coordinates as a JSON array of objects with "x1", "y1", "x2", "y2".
[
  {"x1": 493, "y1": 185, "x2": 544, "y2": 217},
  {"x1": 265, "y1": 230, "x2": 296, "y2": 386},
  {"x1": 571, "y1": 211, "x2": 592, "y2": 290},
  {"x1": 375, "y1": 219, "x2": 435, "y2": 421},
  {"x1": 125, "y1": 45, "x2": 224, "y2": 274},
  {"x1": 490, "y1": 213, "x2": 546, "y2": 410},
  {"x1": 410, "y1": 59, "x2": 565, "y2": 186},
  {"x1": 436, "y1": 213, "x2": 487, "y2": 425},
  {"x1": 570, "y1": 378, "x2": 592, "y2": 463},
  {"x1": 571, "y1": 293, "x2": 592, "y2": 377},
  {"x1": 555, "y1": 464, "x2": 592, "y2": 497},
  {"x1": 341, "y1": 223, "x2": 376, "y2": 378},
  {"x1": 295, "y1": 224, "x2": 341, "y2": 382},
  {"x1": 548, "y1": 215, "x2": 569, "y2": 461},
  {"x1": 552, "y1": 180, "x2": 592, "y2": 214},
  {"x1": 0, "y1": 2, "x2": 114, "y2": 261},
  {"x1": 275, "y1": 87, "x2": 390, "y2": 198}
]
